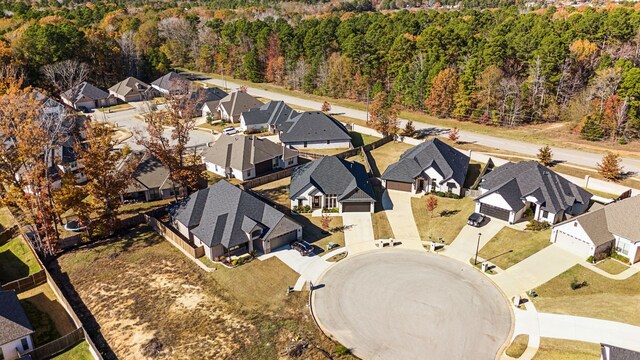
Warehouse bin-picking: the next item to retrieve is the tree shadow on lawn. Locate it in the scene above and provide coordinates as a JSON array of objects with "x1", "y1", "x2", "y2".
[{"x1": 0, "y1": 250, "x2": 30, "y2": 283}]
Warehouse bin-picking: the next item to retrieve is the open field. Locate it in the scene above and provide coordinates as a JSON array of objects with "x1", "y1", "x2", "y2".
[
  {"x1": 533, "y1": 265, "x2": 640, "y2": 326},
  {"x1": 478, "y1": 228, "x2": 552, "y2": 270},
  {"x1": 532, "y1": 338, "x2": 601, "y2": 360},
  {"x1": 411, "y1": 196, "x2": 475, "y2": 244},
  {"x1": 0, "y1": 236, "x2": 41, "y2": 283},
  {"x1": 55, "y1": 226, "x2": 347, "y2": 359}
]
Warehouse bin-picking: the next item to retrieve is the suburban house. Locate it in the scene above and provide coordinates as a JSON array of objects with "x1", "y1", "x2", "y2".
[
  {"x1": 171, "y1": 180, "x2": 302, "y2": 258},
  {"x1": 278, "y1": 112, "x2": 352, "y2": 149},
  {"x1": 215, "y1": 90, "x2": 263, "y2": 122},
  {"x1": 191, "y1": 87, "x2": 228, "y2": 114},
  {"x1": 239, "y1": 101, "x2": 298, "y2": 132},
  {"x1": 475, "y1": 161, "x2": 592, "y2": 224},
  {"x1": 108, "y1": 77, "x2": 153, "y2": 102},
  {"x1": 0, "y1": 290, "x2": 35, "y2": 360},
  {"x1": 381, "y1": 138, "x2": 470, "y2": 196},
  {"x1": 201, "y1": 135, "x2": 298, "y2": 181},
  {"x1": 601, "y1": 344, "x2": 640, "y2": 360},
  {"x1": 551, "y1": 195, "x2": 640, "y2": 263},
  {"x1": 151, "y1": 71, "x2": 191, "y2": 95},
  {"x1": 122, "y1": 155, "x2": 184, "y2": 202},
  {"x1": 61, "y1": 81, "x2": 116, "y2": 110},
  {"x1": 290, "y1": 156, "x2": 375, "y2": 213}
]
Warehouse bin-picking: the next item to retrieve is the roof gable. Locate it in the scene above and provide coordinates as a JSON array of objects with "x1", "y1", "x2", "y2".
[
  {"x1": 278, "y1": 112, "x2": 351, "y2": 143},
  {"x1": 201, "y1": 135, "x2": 297, "y2": 171},
  {"x1": 0, "y1": 290, "x2": 34, "y2": 345}
]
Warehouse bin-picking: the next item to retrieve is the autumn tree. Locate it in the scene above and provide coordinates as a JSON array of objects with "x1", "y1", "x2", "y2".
[
  {"x1": 597, "y1": 152, "x2": 624, "y2": 181},
  {"x1": 368, "y1": 91, "x2": 399, "y2": 136},
  {"x1": 77, "y1": 122, "x2": 134, "y2": 234},
  {"x1": 537, "y1": 145, "x2": 553, "y2": 166},
  {"x1": 448, "y1": 127, "x2": 460, "y2": 143},
  {"x1": 320, "y1": 214, "x2": 332, "y2": 232},
  {"x1": 475, "y1": 65, "x2": 504, "y2": 117},
  {"x1": 425, "y1": 195, "x2": 438, "y2": 218},
  {"x1": 402, "y1": 120, "x2": 415, "y2": 137},
  {"x1": 425, "y1": 68, "x2": 459, "y2": 117},
  {"x1": 321, "y1": 101, "x2": 331, "y2": 112},
  {"x1": 54, "y1": 171, "x2": 91, "y2": 237}
]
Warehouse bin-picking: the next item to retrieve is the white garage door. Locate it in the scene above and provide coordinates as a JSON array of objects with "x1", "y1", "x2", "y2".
[{"x1": 554, "y1": 230, "x2": 593, "y2": 257}]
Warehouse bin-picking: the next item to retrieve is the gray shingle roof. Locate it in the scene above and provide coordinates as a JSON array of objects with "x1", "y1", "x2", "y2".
[
  {"x1": 477, "y1": 161, "x2": 592, "y2": 215},
  {"x1": 172, "y1": 181, "x2": 300, "y2": 248},
  {"x1": 217, "y1": 91, "x2": 263, "y2": 119},
  {"x1": 127, "y1": 155, "x2": 175, "y2": 193},
  {"x1": 289, "y1": 156, "x2": 375, "y2": 202},
  {"x1": 381, "y1": 138, "x2": 470, "y2": 185},
  {"x1": 0, "y1": 290, "x2": 34, "y2": 345},
  {"x1": 601, "y1": 344, "x2": 640, "y2": 360},
  {"x1": 108, "y1": 77, "x2": 150, "y2": 98},
  {"x1": 241, "y1": 101, "x2": 299, "y2": 126},
  {"x1": 201, "y1": 135, "x2": 297, "y2": 171},
  {"x1": 62, "y1": 82, "x2": 109, "y2": 103},
  {"x1": 190, "y1": 87, "x2": 228, "y2": 112},
  {"x1": 278, "y1": 112, "x2": 351, "y2": 144},
  {"x1": 151, "y1": 72, "x2": 190, "y2": 92}
]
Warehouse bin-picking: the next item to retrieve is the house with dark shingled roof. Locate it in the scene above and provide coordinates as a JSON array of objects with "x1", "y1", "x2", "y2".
[
  {"x1": 0, "y1": 290, "x2": 34, "y2": 360},
  {"x1": 171, "y1": 180, "x2": 302, "y2": 258},
  {"x1": 475, "y1": 160, "x2": 592, "y2": 224}
]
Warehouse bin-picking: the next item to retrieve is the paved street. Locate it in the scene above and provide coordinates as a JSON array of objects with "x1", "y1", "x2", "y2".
[
  {"x1": 202, "y1": 77, "x2": 640, "y2": 175},
  {"x1": 94, "y1": 105, "x2": 216, "y2": 152},
  {"x1": 312, "y1": 250, "x2": 512, "y2": 360}
]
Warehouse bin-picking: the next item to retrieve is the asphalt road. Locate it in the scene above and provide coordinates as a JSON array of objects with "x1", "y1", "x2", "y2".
[
  {"x1": 92, "y1": 103, "x2": 215, "y2": 152},
  {"x1": 202, "y1": 77, "x2": 640, "y2": 175},
  {"x1": 311, "y1": 250, "x2": 512, "y2": 360}
]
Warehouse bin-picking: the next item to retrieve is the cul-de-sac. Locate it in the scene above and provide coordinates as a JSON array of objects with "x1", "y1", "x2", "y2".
[{"x1": 1, "y1": 2, "x2": 640, "y2": 360}]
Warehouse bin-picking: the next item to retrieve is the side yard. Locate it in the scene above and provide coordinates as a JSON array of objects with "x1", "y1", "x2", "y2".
[
  {"x1": 532, "y1": 338, "x2": 601, "y2": 360},
  {"x1": 478, "y1": 228, "x2": 552, "y2": 269},
  {"x1": 533, "y1": 265, "x2": 640, "y2": 326},
  {"x1": 0, "y1": 235, "x2": 41, "y2": 283},
  {"x1": 54, "y1": 225, "x2": 352, "y2": 359},
  {"x1": 411, "y1": 196, "x2": 475, "y2": 244}
]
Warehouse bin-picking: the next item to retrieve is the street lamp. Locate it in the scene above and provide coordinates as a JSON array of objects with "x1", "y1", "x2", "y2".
[{"x1": 474, "y1": 232, "x2": 482, "y2": 265}]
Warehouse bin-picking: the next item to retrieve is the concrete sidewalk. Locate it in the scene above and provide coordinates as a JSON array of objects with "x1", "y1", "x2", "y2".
[
  {"x1": 259, "y1": 249, "x2": 330, "y2": 291},
  {"x1": 492, "y1": 245, "x2": 582, "y2": 297}
]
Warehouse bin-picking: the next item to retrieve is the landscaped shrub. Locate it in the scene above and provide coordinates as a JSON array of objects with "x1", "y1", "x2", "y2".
[
  {"x1": 570, "y1": 278, "x2": 588, "y2": 290},
  {"x1": 335, "y1": 344, "x2": 351, "y2": 356},
  {"x1": 293, "y1": 205, "x2": 312, "y2": 213},
  {"x1": 594, "y1": 252, "x2": 608, "y2": 262},
  {"x1": 587, "y1": 255, "x2": 595, "y2": 264},
  {"x1": 524, "y1": 207, "x2": 534, "y2": 218},
  {"x1": 525, "y1": 220, "x2": 550, "y2": 231},
  {"x1": 244, "y1": 128, "x2": 267, "y2": 135},
  {"x1": 611, "y1": 250, "x2": 630, "y2": 264},
  {"x1": 430, "y1": 191, "x2": 460, "y2": 199},
  {"x1": 322, "y1": 207, "x2": 339, "y2": 213}
]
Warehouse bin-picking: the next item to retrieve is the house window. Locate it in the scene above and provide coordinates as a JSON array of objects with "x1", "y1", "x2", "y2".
[
  {"x1": 297, "y1": 199, "x2": 303, "y2": 207},
  {"x1": 325, "y1": 195, "x2": 337, "y2": 208},
  {"x1": 251, "y1": 229, "x2": 262, "y2": 238},
  {"x1": 542, "y1": 210, "x2": 549, "y2": 218},
  {"x1": 619, "y1": 242, "x2": 630, "y2": 256},
  {"x1": 447, "y1": 182, "x2": 456, "y2": 192},
  {"x1": 303, "y1": 141, "x2": 308, "y2": 148},
  {"x1": 326, "y1": 140, "x2": 330, "y2": 144},
  {"x1": 21, "y1": 338, "x2": 29, "y2": 350},
  {"x1": 430, "y1": 179, "x2": 437, "y2": 191}
]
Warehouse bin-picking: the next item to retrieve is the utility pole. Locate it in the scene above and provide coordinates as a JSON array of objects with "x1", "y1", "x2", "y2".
[
  {"x1": 365, "y1": 89, "x2": 370, "y2": 124},
  {"x1": 474, "y1": 232, "x2": 482, "y2": 265}
]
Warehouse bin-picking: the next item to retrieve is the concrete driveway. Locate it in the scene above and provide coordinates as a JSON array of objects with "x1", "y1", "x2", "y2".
[
  {"x1": 341, "y1": 212, "x2": 376, "y2": 253},
  {"x1": 312, "y1": 250, "x2": 512, "y2": 360},
  {"x1": 382, "y1": 190, "x2": 422, "y2": 249},
  {"x1": 492, "y1": 245, "x2": 583, "y2": 297},
  {"x1": 444, "y1": 219, "x2": 506, "y2": 264},
  {"x1": 259, "y1": 248, "x2": 330, "y2": 291}
]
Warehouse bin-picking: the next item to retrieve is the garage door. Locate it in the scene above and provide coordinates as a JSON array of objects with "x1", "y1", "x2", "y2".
[
  {"x1": 386, "y1": 180, "x2": 412, "y2": 192},
  {"x1": 553, "y1": 230, "x2": 593, "y2": 257},
  {"x1": 479, "y1": 203, "x2": 511, "y2": 222},
  {"x1": 265, "y1": 229, "x2": 299, "y2": 253},
  {"x1": 254, "y1": 159, "x2": 273, "y2": 176},
  {"x1": 342, "y1": 202, "x2": 372, "y2": 213}
]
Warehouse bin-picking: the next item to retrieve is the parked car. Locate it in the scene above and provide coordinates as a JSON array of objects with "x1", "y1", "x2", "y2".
[
  {"x1": 467, "y1": 212, "x2": 486, "y2": 227},
  {"x1": 222, "y1": 126, "x2": 238, "y2": 135},
  {"x1": 291, "y1": 241, "x2": 314, "y2": 256}
]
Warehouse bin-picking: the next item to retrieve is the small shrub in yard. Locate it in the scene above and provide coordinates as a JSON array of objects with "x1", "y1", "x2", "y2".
[
  {"x1": 335, "y1": 344, "x2": 351, "y2": 356},
  {"x1": 611, "y1": 250, "x2": 630, "y2": 264},
  {"x1": 322, "y1": 207, "x2": 339, "y2": 213},
  {"x1": 587, "y1": 255, "x2": 594, "y2": 264},
  {"x1": 293, "y1": 205, "x2": 312, "y2": 213},
  {"x1": 525, "y1": 220, "x2": 550, "y2": 231},
  {"x1": 570, "y1": 278, "x2": 588, "y2": 290}
]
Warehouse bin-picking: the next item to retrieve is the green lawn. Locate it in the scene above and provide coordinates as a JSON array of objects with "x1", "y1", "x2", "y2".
[
  {"x1": 533, "y1": 265, "x2": 640, "y2": 326},
  {"x1": 0, "y1": 236, "x2": 42, "y2": 283},
  {"x1": 411, "y1": 196, "x2": 475, "y2": 244},
  {"x1": 52, "y1": 341, "x2": 94, "y2": 360},
  {"x1": 532, "y1": 338, "x2": 601, "y2": 360},
  {"x1": 478, "y1": 228, "x2": 552, "y2": 269},
  {"x1": 505, "y1": 334, "x2": 528, "y2": 358},
  {"x1": 595, "y1": 258, "x2": 629, "y2": 275},
  {"x1": 295, "y1": 214, "x2": 345, "y2": 254},
  {"x1": 350, "y1": 131, "x2": 379, "y2": 147}
]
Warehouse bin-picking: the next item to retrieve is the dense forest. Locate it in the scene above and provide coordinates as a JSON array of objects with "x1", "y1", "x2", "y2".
[{"x1": 2, "y1": 1, "x2": 640, "y2": 142}]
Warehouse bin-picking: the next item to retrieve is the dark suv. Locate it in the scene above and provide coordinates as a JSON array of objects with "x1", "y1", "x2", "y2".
[
  {"x1": 291, "y1": 241, "x2": 314, "y2": 256},
  {"x1": 467, "y1": 212, "x2": 486, "y2": 227}
]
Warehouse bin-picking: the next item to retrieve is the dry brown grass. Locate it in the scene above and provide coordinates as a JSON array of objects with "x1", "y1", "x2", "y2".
[
  {"x1": 56, "y1": 226, "x2": 351, "y2": 359},
  {"x1": 369, "y1": 141, "x2": 412, "y2": 176},
  {"x1": 505, "y1": 334, "x2": 529, "y2": 358},
  {"x1": 533, "y1": 265, "x2": 640, "y2": 326},
  {"x1": 532, "y1": 338, "x2": 601, "y2": 359},
  {"x1": 478, "y1": 228, "x2": 552, "y2": 269},
  {"x1": 595, "y1": 258, "x2": 629, "y2": 275},
  {"x1": 252, "y1": 177, "x2": 291, "y2": 207},
  {"x1": 411, "y1": 196, "x2": 475, "y2": 244}
]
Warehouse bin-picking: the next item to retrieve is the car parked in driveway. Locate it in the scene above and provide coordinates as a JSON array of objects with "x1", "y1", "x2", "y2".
[
  {"x1": 222, "y1": 126, "x2": 238, "y2": 135},
  {"x1": 291, "y1": 240, "x2": 314, "y2": 256},
  {"x1": 467, "y1": 212, "x2": 486, "y2": 227}
]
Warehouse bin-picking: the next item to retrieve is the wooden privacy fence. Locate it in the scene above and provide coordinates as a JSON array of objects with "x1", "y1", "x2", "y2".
[
  {"x1": 297, "y1": 135, "x2": 394, "y2": 161},
  {"x1": 240, "y1": 166, "x2": 296, "y2": 189},
  {"x1": 145, "y1": 215, "x2": 205, "y2": 258},
  {"x1": 1, "y1": 270, "x2": 46, "y2": 293},
  {"x1": 19, "y1": 327, "x2": 85, "y2": 360}
]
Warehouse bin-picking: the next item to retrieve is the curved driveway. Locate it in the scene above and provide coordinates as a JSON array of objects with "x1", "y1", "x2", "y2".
[{"x1": 312, "y1": 250, "x2": 512, "y2": 360}]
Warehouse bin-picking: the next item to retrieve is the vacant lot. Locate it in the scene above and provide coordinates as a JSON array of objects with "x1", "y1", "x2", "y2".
[
  {"x1": 411, "y1": 197, "x2": 475, "y2": 244},
  {"x1": 55, "y1": 226, "x2": 346, "y2": 360},
  {"x1": 533, "y1": 265, "x2": 640, "y2": 326},
  {"x1": 479, "y1": 228, "x2": 551, "y2": 269},
  {"x1": 532, "y1": 338, "x2": 600, "y2": 359}
]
